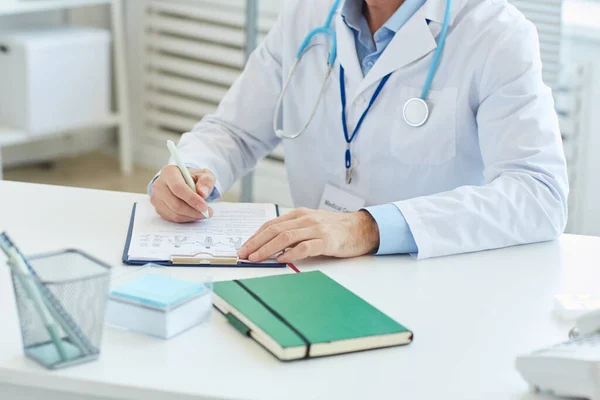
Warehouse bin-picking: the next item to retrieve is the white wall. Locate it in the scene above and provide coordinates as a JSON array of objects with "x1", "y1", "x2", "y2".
[{"x1": 561, "y1": 36, "x2": 600, "y2": 236}]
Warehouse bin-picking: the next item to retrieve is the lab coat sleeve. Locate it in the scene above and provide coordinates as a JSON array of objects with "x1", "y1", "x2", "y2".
[
  {"x1": 167, "y1": 11, "x2": 286, "y2": 194},
  {"x1": 394, "y1": 22, "x2": 569, "y2": 259}
]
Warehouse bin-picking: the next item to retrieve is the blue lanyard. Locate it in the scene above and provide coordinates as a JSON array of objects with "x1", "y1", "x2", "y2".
[{"x1": 340, "y1": 65, "x2": 392, "y2": 184}]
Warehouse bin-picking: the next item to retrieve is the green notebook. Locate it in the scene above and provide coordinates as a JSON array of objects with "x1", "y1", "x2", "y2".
[{"x1": 213, "y1": 271, "x2": 413, "y2": 360}]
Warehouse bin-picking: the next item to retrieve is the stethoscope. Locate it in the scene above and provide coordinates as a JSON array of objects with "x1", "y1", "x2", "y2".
[{"x1": 273, "y1": 0, "x2": 452, "y2": 182}]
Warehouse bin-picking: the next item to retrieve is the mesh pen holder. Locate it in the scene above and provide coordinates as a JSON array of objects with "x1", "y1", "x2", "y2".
[{"x1": 10, "y1": 249, "x2": 111, "y2": 369}]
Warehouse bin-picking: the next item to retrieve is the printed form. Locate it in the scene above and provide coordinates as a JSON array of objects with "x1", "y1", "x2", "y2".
[{"x1": 127, "y1": 200, "x2": 278, "y2": 262}]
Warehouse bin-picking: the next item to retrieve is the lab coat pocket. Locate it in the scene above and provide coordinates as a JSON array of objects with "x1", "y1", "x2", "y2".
[{"x1": 391, "y1": 87, "x2": 458, "y2": 165}]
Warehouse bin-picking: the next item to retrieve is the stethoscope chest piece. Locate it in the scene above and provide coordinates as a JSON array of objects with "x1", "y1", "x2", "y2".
[{"x1": 403, "y1": 97, "x2": 430, "y2": 127}]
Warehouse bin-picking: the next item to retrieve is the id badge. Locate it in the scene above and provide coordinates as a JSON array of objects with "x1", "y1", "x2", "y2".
[{"x1": 318, "y1": 183, "x2": 366, "y2": 213}]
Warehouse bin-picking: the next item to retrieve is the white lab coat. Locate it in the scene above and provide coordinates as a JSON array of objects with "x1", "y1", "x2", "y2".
[{"x1": 174, "y1": 0, "x2": 569, "y2": 259}]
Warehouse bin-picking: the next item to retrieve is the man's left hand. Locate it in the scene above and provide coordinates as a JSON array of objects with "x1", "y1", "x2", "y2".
[{"x1": 237, "y1": 208, "x2": 380, "y2": 264}]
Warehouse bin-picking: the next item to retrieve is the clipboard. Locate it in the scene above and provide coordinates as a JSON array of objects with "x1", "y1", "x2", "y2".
[{"x1": 122, "y1": 203, "x2": 287, "y2": 268}]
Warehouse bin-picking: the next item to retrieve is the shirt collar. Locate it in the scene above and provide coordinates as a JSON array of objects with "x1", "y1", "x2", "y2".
[
  {"x1": 341, "y1": 0, "x2": 428, "y2": 35},
  {"x1": 381, "y1": 3, "x2": 411, "y2": 34},
  {"x1": 340, "y1": 0, "x2": 364, "y2": 33}
]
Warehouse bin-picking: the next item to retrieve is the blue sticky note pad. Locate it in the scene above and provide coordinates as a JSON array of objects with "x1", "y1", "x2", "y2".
[{"x1": 111, "y1": 274, "x2": 206, "y2": 309}]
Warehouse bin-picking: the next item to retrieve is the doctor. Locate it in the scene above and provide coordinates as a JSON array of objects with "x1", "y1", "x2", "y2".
[{"x1": 149, "y1": 0, "x2": 568, "y2": 262}]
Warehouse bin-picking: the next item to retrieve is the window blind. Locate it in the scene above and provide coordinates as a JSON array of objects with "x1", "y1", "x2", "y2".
[
  {"x1": 509, "y1": 0, "x2": 563, "y2": 87},
  {"x1": 142, "y1": 0, "x2": 278, "y2": 146}
]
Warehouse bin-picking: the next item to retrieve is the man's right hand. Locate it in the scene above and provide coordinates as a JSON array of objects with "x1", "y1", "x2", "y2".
[{"x1": 150, "y1": 165, "x2": 216, "y2": 223}]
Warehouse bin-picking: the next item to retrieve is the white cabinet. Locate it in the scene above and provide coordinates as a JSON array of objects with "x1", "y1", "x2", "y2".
[
  {"x1": 0, "y1": 0, "x2": 132, "y2": 178},
  {"x1": 0, "y1": 27, "x2": 111, "y2": 135}
]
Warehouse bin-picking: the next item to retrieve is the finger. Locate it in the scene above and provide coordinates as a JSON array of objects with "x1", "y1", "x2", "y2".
[
  {"x1": 166, "y1": 176, "x2": 208, "y2": 213},
  {"x1": 162, "y1": 191, "x2": 206, "y2": 220},
  {"x1": 156, "y1": 190, "x2": 213, "y2": 221},
  {"x1": 276, "y1": 239, "x2": 326, "y2": 263},
  {"x1": 243, "y1": 208, "x2": 312, "y2": 249},
  {"x1": 150, "y1": 179, "x2": 170, "y2": 209},
  {"x1": 152, "y1": 180, "x2": 213, "y2": 220},
  {"x1": 156, "y1": 200, "x2": 197, "y2": 223},
  {"x1": 193, "y1": 170, "x2": 217, "y2": 199},
  {"x1": 247, "y1": 227, "x2": 316, "y2": 262},
  {"x1": 238, "y1": 217, "x2": 313, "y2": 259},
  {"x1": 252, "y1": 207, "x2": 311, "y2": 235}
]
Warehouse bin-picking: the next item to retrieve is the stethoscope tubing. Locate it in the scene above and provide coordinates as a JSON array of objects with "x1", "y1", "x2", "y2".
[{"x1": 274, "y1": 0, "x2": 452, "y2": 139}]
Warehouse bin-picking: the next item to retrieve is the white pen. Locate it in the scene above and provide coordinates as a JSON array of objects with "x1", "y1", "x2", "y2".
[{"x1": 167, "y1": 140, "x2": 210, "y2": 219}]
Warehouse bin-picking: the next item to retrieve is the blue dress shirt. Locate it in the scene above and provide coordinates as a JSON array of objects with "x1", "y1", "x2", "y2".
[{"x1": 342, "y1": 0, "x2": 424, "y2": 254}]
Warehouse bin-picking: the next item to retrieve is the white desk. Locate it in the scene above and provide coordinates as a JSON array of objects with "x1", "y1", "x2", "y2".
[{"x1": 0, "y1": 181, "x2": 598, "y2": 400}]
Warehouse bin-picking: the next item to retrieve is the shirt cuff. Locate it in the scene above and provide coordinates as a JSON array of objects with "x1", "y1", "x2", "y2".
[
  {"x1": 147, "y1": 172, "x2": 161, "y2": 195},
  {"x1": 363, "y1": 203, "x2": 418, "y2": 255},
  {"x1": 147, "y1": 165, "x2": 221, "y2": 201}
]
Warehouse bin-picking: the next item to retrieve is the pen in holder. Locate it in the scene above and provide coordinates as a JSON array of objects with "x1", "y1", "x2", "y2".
[{"x1": 2, "y1": 234, "x2": 111, "y2": 369}]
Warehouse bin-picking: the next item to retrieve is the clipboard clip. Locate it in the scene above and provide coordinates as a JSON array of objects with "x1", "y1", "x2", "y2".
[{"x1": 169, "y1": 251, "x2": 239, "y2": 265}]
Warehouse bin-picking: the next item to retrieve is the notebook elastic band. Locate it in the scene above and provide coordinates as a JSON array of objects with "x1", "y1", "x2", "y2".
[{"x1": 233, "y1": 280, "x2": 311, "y2": 359}]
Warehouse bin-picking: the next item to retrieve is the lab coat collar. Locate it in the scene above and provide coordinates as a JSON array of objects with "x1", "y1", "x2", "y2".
[
  {"x1": 336, "y1": 0, "x2": 467, "y2": 100},
  {"x1": 340, "y1": 0, "x2": 362, "y2": 31},
  {"x1": 423, "y1": 0, "x2": 467, "y2": 25},
  {"x1": 353, "y1": 7, "x2": 437, "y2": 98},
  {"x1": 336, "y1": 11, "x2": 364, "y2": 86}
]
